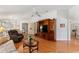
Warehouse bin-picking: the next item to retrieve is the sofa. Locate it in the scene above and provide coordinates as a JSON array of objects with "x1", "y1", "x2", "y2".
[{"x1": 0, "y1": 39, "x2": 18, "y2": 53}]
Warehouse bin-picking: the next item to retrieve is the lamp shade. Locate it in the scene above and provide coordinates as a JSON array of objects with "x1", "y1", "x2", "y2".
[{"x1": 0, "y1": 26, "x2": 5, "y2": 32}]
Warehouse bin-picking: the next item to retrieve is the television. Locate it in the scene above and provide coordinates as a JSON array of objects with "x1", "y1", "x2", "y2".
[{"x1": 40, "y1": 25, "x2": 48, "y2": 32}]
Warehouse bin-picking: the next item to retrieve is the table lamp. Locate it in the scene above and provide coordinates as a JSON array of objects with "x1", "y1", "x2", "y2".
[{"x1": 0, "y1": 26, "x2": 5, "y2": 32}]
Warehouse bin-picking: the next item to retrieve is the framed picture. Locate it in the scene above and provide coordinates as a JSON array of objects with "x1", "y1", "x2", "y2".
[{"x1": 60, "y1": 24, "x2": 65, "y2": 28}]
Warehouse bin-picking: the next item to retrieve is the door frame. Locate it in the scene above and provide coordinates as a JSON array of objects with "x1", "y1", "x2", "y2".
[{"x1": 20, "y1": 21, "x2": 28, "y2": 32}]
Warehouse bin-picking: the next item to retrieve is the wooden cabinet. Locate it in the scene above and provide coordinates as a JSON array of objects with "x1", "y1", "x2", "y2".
[{"x1": 37, "y1": 18, "x2": 56, "y2": 41}]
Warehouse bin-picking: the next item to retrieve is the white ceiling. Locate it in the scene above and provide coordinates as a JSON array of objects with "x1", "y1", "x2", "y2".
[{"x1": 0, "y1": 5, "x2": 73, "y2": 15}]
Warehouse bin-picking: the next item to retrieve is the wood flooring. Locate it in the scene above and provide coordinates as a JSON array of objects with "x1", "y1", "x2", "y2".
[{"x1": 15, "y1": 36, "x2": 79, "y2": 53}]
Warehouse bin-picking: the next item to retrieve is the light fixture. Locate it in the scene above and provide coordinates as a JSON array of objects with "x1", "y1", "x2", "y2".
[
  {"x1": 0, "y1": 20, "x2": 5, "y2": 32},
  {"x1": 0, "y1": 26, "x2": 5, "y2": 32},
  {"x1": 31, "y1": 8, "x2": 49, "y2": 18},
  {"x1": 31, "y1": 8, "x2": 42, "y2": 18}
]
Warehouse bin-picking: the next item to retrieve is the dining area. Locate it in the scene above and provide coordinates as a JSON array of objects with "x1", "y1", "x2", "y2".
[{"x1": 71, "y1": 23, "x2": 79, "y2": 40}]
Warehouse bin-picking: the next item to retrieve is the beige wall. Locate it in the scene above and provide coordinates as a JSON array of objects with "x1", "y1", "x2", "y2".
[{"x1": 28, "y1": 23, "x2": 37, "y2": 34}]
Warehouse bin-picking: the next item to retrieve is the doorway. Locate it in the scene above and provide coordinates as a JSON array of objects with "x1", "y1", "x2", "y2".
[{"x1": 22, "y1": 23, "x2": 28, "y2": 33}]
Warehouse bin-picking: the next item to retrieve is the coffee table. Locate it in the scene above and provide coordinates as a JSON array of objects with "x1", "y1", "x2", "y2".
[{"x1": 23, "y1": 39, "x2": 38, "y2": 53}]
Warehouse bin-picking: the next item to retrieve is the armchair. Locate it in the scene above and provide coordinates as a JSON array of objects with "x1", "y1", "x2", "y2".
[{"x1": 8, "y1": 30, "x2": 24, "y2": 43}]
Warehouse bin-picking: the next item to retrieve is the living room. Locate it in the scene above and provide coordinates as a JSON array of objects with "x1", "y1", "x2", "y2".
[{"x1": 0, "y1": 5, "x2": 79, "y2": 53}]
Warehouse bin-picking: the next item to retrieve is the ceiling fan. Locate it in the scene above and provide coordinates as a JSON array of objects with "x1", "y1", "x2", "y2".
[{"x1": 31, "y1": 8, "x2": 42, "y2": 17}]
